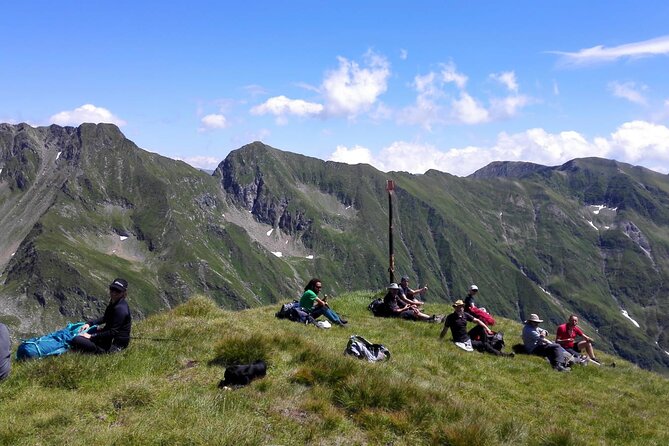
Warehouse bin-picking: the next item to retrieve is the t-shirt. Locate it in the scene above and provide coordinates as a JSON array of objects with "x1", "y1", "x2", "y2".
[
  {"x1": 0, "y1": 323, "x2": 11, "y2": 380},
  {"x1": 383, "y1": 292, "x2": 402, "y2": 312},
  {"x1": 464, "y1": 293, "x2": 476, "y2": 310},
  {"x1": 555, "y1": 323, "x2": 584, "y2": 349},
  {"x1": 444, "y1": 311, "x2": 474, "y2": 343},
  {"x1": 299, "y1": 289, "x2": 318, "y2": 311}
]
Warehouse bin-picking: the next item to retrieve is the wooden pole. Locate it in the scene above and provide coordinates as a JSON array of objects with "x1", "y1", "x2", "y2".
[{"x1": 387, "y1": 179, "x2": 395, "y2": 284}]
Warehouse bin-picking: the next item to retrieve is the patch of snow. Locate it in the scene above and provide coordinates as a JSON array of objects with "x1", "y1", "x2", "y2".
[
  {"x1": 539, "y1": 286, "x2": 552, "y2": 296},
  {"x1": 586, "y1": 220, "x2": 598, "y2": 231},
  {"x1": 285, "y1": 240, "x2": 288, "y2": 244},
  {"x1": 266, "y1": 228, "x2": 274, "y2": 236},
  {"x1": 0, "y1": 168, "x2": 3, "y2": 175},
  {"x1": 346, "y1": 205, "x2": 352, "y2": 209},
  {"x1": 119, "y1": 236, "x2": 128, "y2": 241},
  {"x1": 620, "y1": 309, "x2": 640, "y2": 328},
  {"x1": 222, "y1": 213, "x2": 225, "y2": 218},
  {"x1": 499, "y1": 212, "x2": 503, "y2": 217},
  {"x1": 56, "y1": 151, "x2": 62, "y2": 160},
  {"x1": 306, "y1": 255, "x2": 314, "y2": 259},
  {"x1": 248, "y1": 210, "x2": 252, "y2": 213},
  {"x1": 604, "y1": 226, "x2": 610, "y2": 230},
  {"x1": 271, "y1": 251, "x2": 283, "y2": 258},
  {"x1": 11, "y1": 252, "x2": 15, "y2": 257},
  {"x1": 665, "y1": 350, "x2": 669, "y2": 357},
  {"x1": 591, "y1": 205, "x2": 606, "y2": 214}
]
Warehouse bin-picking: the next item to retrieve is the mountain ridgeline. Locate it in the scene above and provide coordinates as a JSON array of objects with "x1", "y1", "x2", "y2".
[{"x1": 1, "y1": 123, "x2": 668, "y2": 372}]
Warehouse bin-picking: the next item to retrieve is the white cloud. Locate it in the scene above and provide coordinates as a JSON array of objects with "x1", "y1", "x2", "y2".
[
  {"x1": 608, "y1": 120, "x2": 669, "y2": 164},
  {"x1": 250, "y1": 95, "x2": 324, "y2": 124},
  {"x1": 176, "y1": 155, "x2": 221, "y2": 170},
  {"x1": 321, "y1": 50, "x2": 390, "y2": 116},
  {"x1": 451, "y1": 92, "x2": 490, "y2": 124},
  {"x1": 200, "y1": 114, "x2": 228, "y2": 130},
  {"x1": 50, "y1": 104, "x2": 126, "y2": 126},
  {"x1": 608, "y1": 81, "x2": 648, "y2": 105},
  {"x1": 552, "y1": 35, "x2": 669, "y2": 66},
  {"x1": 441, "y1": 62, "x2": 468, "y2": 89},
  {"x1": 399, "y1": 63, "x2": 530, "y2": 128},
  {"x1": 553, "y1": 80, "x2": 560, "y2": 96},
  {"x1": 329, "y1": 145, "x2": 375, "y2": 166},
  {"x1": 490, "y1": 71, "x2": 519, "y2": 93},
  {"x1": 328, "y1": 120, "x2": 669, "y2": 177},
  {"x1": 399, "y1": 49, "x2": 408, "y2": 60}
]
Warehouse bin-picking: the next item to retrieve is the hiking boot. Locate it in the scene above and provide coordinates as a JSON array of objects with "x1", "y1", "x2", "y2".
[
  {"x1": 590, "y1": 357, "x2": 602, "y2": 366},
  {"x1": 554, "y1": 364, "x2": 571, "y2": 372},
  {"x1": 339, "y1": 318, "x2": 348, "y2": 325}
]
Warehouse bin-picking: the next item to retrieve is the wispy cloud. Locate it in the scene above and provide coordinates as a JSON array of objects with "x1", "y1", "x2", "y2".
[
  {"x1": 329, "y1": 120, "x2": 669, "y2": 176},
  {"x1": 50, "y1": 104, "x2": 126, "y2": 126},
  {"x1": 552, "y1": 35, "x2": 669, "y2": 66},
  {"x1": 175, "y1": 155, "x2": 221, "y2": 170},
  {"x1": 399, "y1": 49, "x2": 408, "y2": 60},
  {"x1": 608, "y1": 81, "x2": 648, "y2": 105},
  {"x1": 490, "y1": 71, "x2": 519, "y2": 93},
  {"x1": 398, "y1": 63, "x2": 530, "y2": 128}
]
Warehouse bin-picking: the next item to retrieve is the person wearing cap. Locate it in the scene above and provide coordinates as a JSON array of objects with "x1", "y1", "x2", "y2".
[
  {"x1": 384, "y1": 283, "x2": 435, "y2": 321},
  {"x1": 522, "y1": 313, "x2": 570, "y2": 371},
  {"x1": 70, "y1": 278, "x2": 132, "y2": 354},
  {"x1": 464, "y1": 285, "x2": 479, "y2": 311},
  {"x1": 555, "y1": 314, "x2": 600, "y2": 365},
  {"x1": 299, "y1": 278, "x2": 347, "y2": 326},
  {"x1": 440, "y1": 300, "x2": 510, "y2": 356},
  {"x1": 399, "y1": 276, "x2": 427, "y2": 306},
  {"x1": 0, "y1": 323, "x2": 11, "y2": 381}
]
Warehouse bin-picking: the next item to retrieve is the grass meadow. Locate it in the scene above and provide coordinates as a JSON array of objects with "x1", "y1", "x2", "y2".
[{"x1": 1, "y1": 292, "x2": 668, "y2": 445}]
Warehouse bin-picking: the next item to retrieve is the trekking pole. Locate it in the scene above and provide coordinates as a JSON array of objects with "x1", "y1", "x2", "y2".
[{"x1": 130, "y1": 336, "x2": 180, "y2": 342}]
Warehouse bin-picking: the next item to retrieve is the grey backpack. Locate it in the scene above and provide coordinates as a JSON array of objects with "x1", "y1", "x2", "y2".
[{"x1": 344, "y1": 335, "x2": 390, "y2": 362}]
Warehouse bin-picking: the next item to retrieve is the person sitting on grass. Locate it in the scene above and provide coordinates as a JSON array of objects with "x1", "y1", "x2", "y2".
[
  {"x1": 70, "y1": 278, "x2": 132, "y2": 354},
  {"x1": 399, "y1": 276, "x2": 427, "y2": 306},
  {"x1": 522, "y1": 313, "x2": 570, "y2": 372},
  {"x1": 384, "y1": 283, "x2": 436, "y2": 321},
  {"x1": 299, "y1": 278, "x2": 347, "y2": 326},
  {"x1": 0, "y1": 322, "x2": 11, "y2": 381},
  {"x1": 555, "y1": 314, "x2": 601, "y2": 365},
  {"x1": 440, "y1": 300, "x2": 512, "y2": 356}
]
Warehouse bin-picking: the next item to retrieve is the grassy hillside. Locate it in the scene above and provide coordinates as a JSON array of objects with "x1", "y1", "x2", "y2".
[{"x1": 1, "y1": 293, "x2": 668, "y2": 446}]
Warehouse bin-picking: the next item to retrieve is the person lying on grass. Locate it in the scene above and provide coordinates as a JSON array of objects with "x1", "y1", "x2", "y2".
[
  {"x1": 384, "y1": 283, "x2": 436, "y2": 321},
  {"x1": 299, "y1": 278, "x2": 347, "y2": 327},
  {"x1": 440, "y1": 300, "x2": 512, "y2": 356}
]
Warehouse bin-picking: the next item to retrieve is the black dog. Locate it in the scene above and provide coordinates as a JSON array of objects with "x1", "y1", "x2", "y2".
[{"x1": 218, "y1": 360, "x2": 267, "y2": 388}]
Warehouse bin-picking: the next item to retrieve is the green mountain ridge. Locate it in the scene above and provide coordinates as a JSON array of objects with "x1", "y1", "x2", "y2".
[{"x1": 1, "y1": 123, "x2": 669, "y2": 372}]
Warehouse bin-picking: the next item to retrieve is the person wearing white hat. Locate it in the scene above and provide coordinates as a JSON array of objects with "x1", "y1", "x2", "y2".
[
  {"x1": 384, "y1": 283, "x2": 434, "y2": 321},
  {"x1": 464, "y1": 284, "x2": 479, "y2": 311},
  {"x1": 522, "y1": 313, "x2": 570, "y2": 371}
]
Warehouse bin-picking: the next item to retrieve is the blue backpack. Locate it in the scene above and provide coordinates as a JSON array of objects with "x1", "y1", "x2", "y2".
[{"x1": 16, "y1": 322, "x2": 92, "y2": 360}]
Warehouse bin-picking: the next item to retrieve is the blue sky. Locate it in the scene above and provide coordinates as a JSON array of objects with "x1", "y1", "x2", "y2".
[{"x1": 2, "y1": 1, "x2": 669, "y2": 176}]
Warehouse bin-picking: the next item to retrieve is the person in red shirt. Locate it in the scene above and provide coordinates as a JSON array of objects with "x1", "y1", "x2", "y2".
[{"x1": 555, "y1": 314, "x2": 600, "y2": 365}]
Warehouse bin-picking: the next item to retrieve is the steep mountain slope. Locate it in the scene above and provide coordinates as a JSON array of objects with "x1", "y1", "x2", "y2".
[
  {"x1": 0, "y1": 124, "x2": 298, "y2": 335},
  {"x1": 1, "y1": 124, "x2": 668, "y2": 372}
]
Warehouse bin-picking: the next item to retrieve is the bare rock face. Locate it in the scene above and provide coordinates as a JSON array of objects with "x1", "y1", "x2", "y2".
[{"x1": 621, "y1": 220, "x2": 651, "y2": 254}]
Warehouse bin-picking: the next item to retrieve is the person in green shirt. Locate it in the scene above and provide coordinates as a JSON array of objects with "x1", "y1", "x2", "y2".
[{"x1": 299, "y1": 278, "x2": 347, "y2": 326}]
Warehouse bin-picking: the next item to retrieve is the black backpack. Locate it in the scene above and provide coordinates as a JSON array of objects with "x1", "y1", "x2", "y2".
[
  {"x1": 275, "y1": 301, "x2": 315, "y2": 324},
  {"x1": 368, "y1": 298, "x2": 388, "y2": 317}
]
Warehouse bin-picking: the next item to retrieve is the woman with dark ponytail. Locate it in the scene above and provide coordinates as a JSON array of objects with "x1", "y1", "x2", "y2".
[{"x1": 299, "y1": 278, "x2": 347, "y2": 326}]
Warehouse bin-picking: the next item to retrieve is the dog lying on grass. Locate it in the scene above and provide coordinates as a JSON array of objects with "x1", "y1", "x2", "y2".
[{"x1": 218, "y1": 360, "x2": 267, "y2": 388}]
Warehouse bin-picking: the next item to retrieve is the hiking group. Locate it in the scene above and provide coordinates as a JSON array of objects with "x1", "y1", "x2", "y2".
[{"x1": 1, "y1": 274, "x2": 603, "y2": 384}]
